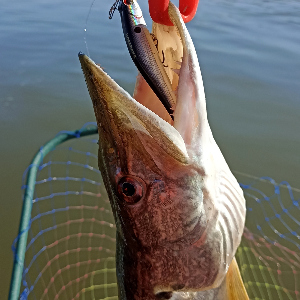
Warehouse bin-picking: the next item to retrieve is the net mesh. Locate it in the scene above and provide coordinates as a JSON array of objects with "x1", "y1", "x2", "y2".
[
  {"x1": 14, "y1": 124, "x2": 117, "y2": 300},
  {"x1": 12, "y1": 123, "x2": 300, "y2": 300},
  {"x1": 236, "y1": 177, "x2": 300, "y2": 300}
]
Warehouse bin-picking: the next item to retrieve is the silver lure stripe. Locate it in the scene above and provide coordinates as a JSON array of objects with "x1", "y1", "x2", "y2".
[{"x1": 119, "y1": 0, "x2": 176, "y2": 118}]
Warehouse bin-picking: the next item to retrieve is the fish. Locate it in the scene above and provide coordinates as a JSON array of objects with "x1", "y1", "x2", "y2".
[{"x1": 79, "y1": 1, "x2": 248, "y2": 299}]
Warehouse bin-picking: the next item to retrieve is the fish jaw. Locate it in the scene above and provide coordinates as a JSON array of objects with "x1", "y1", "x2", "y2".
[{"x1": 169, "y1": 2, "x2": 208, "y2": 149}]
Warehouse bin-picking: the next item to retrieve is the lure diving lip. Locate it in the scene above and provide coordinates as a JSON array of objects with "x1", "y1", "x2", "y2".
[{"x1": 116, "y1": 0, "x2": 176, "y2": 119}]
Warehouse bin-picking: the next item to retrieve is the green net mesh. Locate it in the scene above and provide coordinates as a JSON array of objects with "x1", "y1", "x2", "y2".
[{"x1": 11, "y1": 123, "x2": 300, "y2": 300}]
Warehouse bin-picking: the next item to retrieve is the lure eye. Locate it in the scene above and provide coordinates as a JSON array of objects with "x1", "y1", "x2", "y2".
[
  {"x1": 117, "y1": 176, "x2": 144, "y2": 204},
  {"x1": 134, "y1": 26, "x2": 141, "y2": 33}
]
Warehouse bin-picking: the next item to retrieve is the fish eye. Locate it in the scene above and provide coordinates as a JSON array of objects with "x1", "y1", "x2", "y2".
[
  {"x1": 122, "y1": 182, "x2": 135, "y2": 196},
  {"x1": 117, "y1": 176, "x2": 144, "y2": 204}
]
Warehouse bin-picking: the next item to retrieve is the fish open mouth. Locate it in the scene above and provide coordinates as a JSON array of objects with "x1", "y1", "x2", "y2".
[
  {"x1": 79, "y1": 2, "x2": 208, "y2": 162},
  {"x1": 131, "y1": 1, "x2": 208, "y2": 152}
]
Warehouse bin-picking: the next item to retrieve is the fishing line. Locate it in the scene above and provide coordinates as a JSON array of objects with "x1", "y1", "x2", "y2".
[{"x1": 83, "y1": 0, "x2": 97, "y2": 57}]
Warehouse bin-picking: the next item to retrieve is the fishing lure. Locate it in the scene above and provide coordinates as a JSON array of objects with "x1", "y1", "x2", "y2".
[{"x1": 110, "y1": 0, "x2": 176, "y2": 119}]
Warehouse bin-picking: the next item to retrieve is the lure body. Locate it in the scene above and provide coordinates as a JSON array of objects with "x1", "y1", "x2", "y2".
[{"x1": 118, "y1": 0, "x2": 176, "y2": 118}]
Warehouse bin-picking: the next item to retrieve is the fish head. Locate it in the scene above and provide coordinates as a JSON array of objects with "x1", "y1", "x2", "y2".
[
  {"x1": 79, "y1": 2, "x2": 246, "y2": 299},
  {"x1": 79, "y1": 50, "x2": 206, "y2": 247}
]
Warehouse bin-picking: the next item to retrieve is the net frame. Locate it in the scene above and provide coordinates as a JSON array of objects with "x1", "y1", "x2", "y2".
[{"x1": 9, "y1": 123, "x2": 99, "y2": 300}]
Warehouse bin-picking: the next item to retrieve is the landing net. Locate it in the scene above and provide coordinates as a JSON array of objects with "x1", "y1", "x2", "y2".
[{"x1": 9, "y1": 123, "x2": 300, "y2": 300}]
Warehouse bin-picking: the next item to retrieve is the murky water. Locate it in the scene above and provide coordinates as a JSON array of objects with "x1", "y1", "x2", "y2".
[{"x1": 1, "y1": 0, "x2": 299, "y2": 297}]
